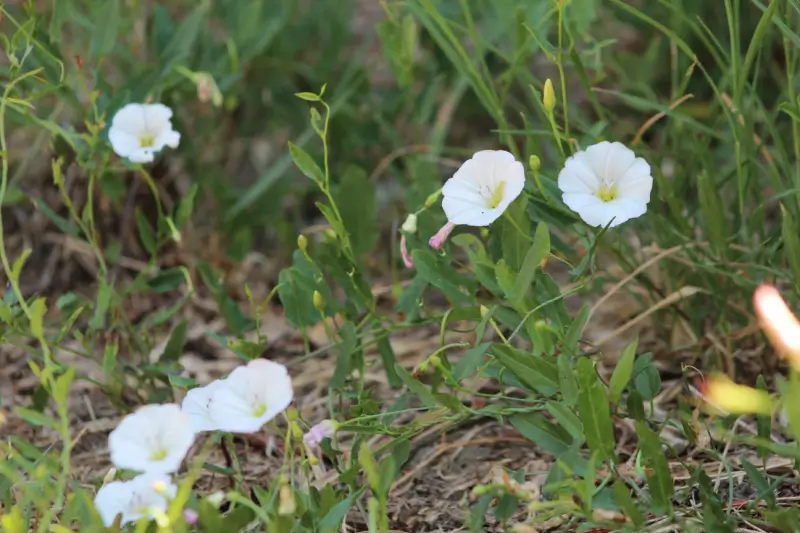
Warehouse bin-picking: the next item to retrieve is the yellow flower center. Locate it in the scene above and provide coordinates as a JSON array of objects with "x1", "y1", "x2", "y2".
[
  {"x1": 252, "y1": 403, "x2": 268, "y2": 418},
  {"x1": 486, "y1": 182, "x2": 505, "y2": 209},
  {"x1": 150, "y1": 448, "x2": 168, "y2": 461},
  {"x1": 596, "y1": 186, "x2": 617, "y2": 203},
  {"x1": 139, "y1": 134, "x2": 155, "y2": 148}
]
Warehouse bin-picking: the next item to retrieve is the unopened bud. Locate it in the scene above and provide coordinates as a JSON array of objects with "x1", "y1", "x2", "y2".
[
  {"x1": 529, "y1": 155, "x2": 541, "y2": 172},
  {"x1": 183, "y1": 509, "x2": 199, "y2": 526},
  {"x1": 480, "y1": 305, "x2": 490, "y2": 318},
  {"x1": 278, "y1": 484, "x2": 296, "y2": 516},
  {"x1": 313, "y1": 291, "x2": 324, "y2": 311},
  {"x1": 297, "y1": 234, "x2": 308, "y2": 253},
  {"x1": 424, "y1": 189, "x2": 442, "y2": 208},
  {"x1": 429, "y1": 355, "x2": 442, "y2": 368},
  {"x1": 102, "y1": 468, "x2": 117, "y2": 486},
  {"x1": 543, "y1": 79, "x2": 556, "y2": 113},
  {"x1": 401, "y1": 213, "x2": 418, "y2": 234},
  {"x1": 206, "y1": 491, "x2": 225, "y2": 508},
  {"x1": 196, "y1": 73, "x2": 222, "y2": 107}
]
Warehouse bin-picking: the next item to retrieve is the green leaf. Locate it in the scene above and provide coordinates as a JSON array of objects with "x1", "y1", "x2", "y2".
[
  {"x1": 295, "y1": 92, "x2": 320, "y2": 101},
  {"x1": 11, "y1": 249, "x2": 31, "y2": 282},
  {"x1": 499, "y1": 197, "x2": 531, "y2": 271},
  {"x1": 358, "y1": 444, "x2": 382, "y2": 496},
  {"x1": 546, "y1": 401, "x2": 583, "y2": 443},
  {"x1": 277, "y1": 251, "x2": 330, "y2": 328},
  {"x1": 696, "y1": 468, "x2": 734, "y2": 532},
  {"x1": 636, "y1": 421, "x2": 674, "y2": 515},
  {"x1": 453, "y1": 342, "x2": 490, "y2": 382},
  {"x1": 613, "y1": 480, "x2": 644, "y2": 528},
  {"x1": 782, "y1": 204, "x2": 800, "y2": 293},
  {"x1": 609, "y1": 338, "x2": 637, "y2": 404},
  {"x1": 90, "y1": 0, "x2": 120, "y2": 58},
  {"x1": 14, "y1": 407, "x2": 58, "y2": 429},
  {"x1": 394, "y1": 364, "x2": 437, "y2": 409},
  {"x1": 335, "y1": 166, "x2": 378, "y2": 255},
  {"x1": 510, "y1": 412, "x2": 572, "y2": 456},
  {"x1": 289, "y1": 142, "x2": 324, "y2": 184},
  {"x1": 698, "y1": 170, "x2": 727, "y2": 256},
  {"x1": 375, "y1": 330, "x2": 401, "y2": 387},
  {"x1": 741, "y1": 458, "x2": 776, "y2": 508},
  {"x1": 90, "y1": 279, "x2": 112, "y2": 330},
  {"x1": 494, "y1": 259, "x2": 516, "y2": 298},
  {"x1": 626, "y1": 389, "x2": 646, "y2": 420},
  {"x1": 511, "y1": 222, "x2": 549, "y2": 302},
  {"x1": 331, "y1": 321, "x2": 357, "y2": 388},
  {"x1": 175, "y1": 183, "x2": 199, "y2": 228},
  {"x1": 29, "y1": 296, "x2": 46, "y2": 340},
  {"x1": 576, "y1": 358, "x2": 615, "y2": 462},
  {"x1": 784, "y1": 372, "x2": 800, "y2": 442},
  {"x1": 634, "y1": 363, "x2": 661, "y2": 401},
  {"x1": 319, "y1": 489, "x2": 364, "y2": 533},
  {"x1": 557, "y1": 353, "x2": 579, "y2": 406},
  {"x1": 411, "y1": 249, "x2": 473, "y2": 306},
  {"x1": 32, "y1": 199, "x2": 79, "y2": 237},
  {"x1": 146, "y1": 268, "x2": 187, "y2": 293},
  {"x1": 135, "y1": 209, "x2": 157, "y2": 255},
  {"x1": 491, "y1": 344, "x2": 559, "y2": 396},
  {"x1": 159, "y1": 3, "x2": 207, "y2": 66},
  {"x1": 161, "y1": 321, "x2": 188, "y2": 363},
  {"x1": 52, "y1": 368, "x2": 75, "y2": 406},
  {"x1": 1, "y1": 507, "x2": 27, "y2": 533}
]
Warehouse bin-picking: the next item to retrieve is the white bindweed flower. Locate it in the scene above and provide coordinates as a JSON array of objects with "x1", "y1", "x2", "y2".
[
  {"x1": 108, "y1": 103, "x2": 181, "y2": 163},
  {"x1": 93, "y1": 474, "x2": 176, "y2": 527},
  {"x1": 181, "y1": 380, "x2": 226, "y2": 433},
  {"x1": 430, "y1": 150, "x2": 525, "y2": 249},
  {"x1": 207, "y1": 359, "x2": 294, "y2": 434},
  {"x1": 108, "y1": 403, "x2": 195, "y2": 474},
  {"x1": 557, "y1": 141, "x2": 652, "y2": 228}
]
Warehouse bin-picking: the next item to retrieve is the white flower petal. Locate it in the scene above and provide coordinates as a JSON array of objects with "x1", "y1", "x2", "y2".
[
  {"x1": 207, "y1": 359, "x2": 294, "y2": 434},
  {"x1": 557, "y1": 158, "x2": 598, "y2": 194},
  {"x1": 440, "y1": 150, "x2": 525, "y2": 227},
  {"x1": 108, "y1": 102, "x2": 180, "y2": 163},
  {"x1": 618, "y1": 158, "x2": 653, "y2": 203},
  {"x1": 108, "y1": 404, "x2": 195, "y2": 474},
  {"x1": 110, "y1": 103, "x2": 148, "y2": 136},
  {"x1": 155, "y1": 128, "x2": 181, "y2": 149},
  {"x1": 558, "y1": 142, "x2": 652, "y2": 228},
  {"x1": 108, "y1": 129, "x2": 140, "y2": 159},
  {"x1": 94, "y1": 474, "x2": 175, "y2": 527},
  {"x1": 182, "y1": 380, "x2": 226, "y2": 433},
  {"x1": 582, "y1": 141, "x2": 636, "y2": 184},
  {"x1": 128, "y1": 149, "x2": 156, "y2": 164}
]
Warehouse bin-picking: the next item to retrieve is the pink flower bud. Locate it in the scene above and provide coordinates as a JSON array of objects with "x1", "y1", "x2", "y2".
[
  {"x1": 303, "y1": 419, "x2": 337, "y2": 448},
  {"x1": 429, "y1": 222, "x2": 456, "y2": 250},
  {"x1": 400, "y1": 234, "x2": 414, "y2": 270},
  {"x1": 183, "y1": 509, "x2": 199, "y2": 526}
]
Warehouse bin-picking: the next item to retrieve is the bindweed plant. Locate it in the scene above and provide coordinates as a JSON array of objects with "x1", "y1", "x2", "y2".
[{"x1": 5, "y1": 0, "x2": 800, "y2": 532}]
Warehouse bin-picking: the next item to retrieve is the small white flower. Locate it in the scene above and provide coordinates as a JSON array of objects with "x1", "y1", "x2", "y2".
[
  {"x1": 207, "y1": 359, "x2": 294, "y2": 434},
  {"x1": 181, "y1": 380, "x2": 226, "y2": 433},
  {"x1": 430, "y1": 150, "x2": 525, "y2": 249},
  {"x1": 108, "y1": 103, "x2": 181, "y2": 163},
  {"x1": 557, "y1": 141, "x2": 653, "y2": 228},
  {"x1": 93, "y1": 474, "x2": 176, "y2": 527},
  {"x1": 108, "y1": 403, "x2": 195, "y2": 474}
]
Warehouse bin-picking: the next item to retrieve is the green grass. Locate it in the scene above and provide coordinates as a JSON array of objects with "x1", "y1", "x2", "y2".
[{"x1": 3, "y1": 0, "x2": 800, "y2": 531}]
